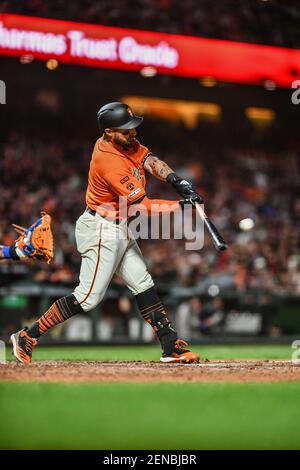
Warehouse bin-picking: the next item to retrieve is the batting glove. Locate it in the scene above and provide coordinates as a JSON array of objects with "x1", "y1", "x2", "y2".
[{"x1": 167, "y1": 173, "x2": 203, "y2": 203}]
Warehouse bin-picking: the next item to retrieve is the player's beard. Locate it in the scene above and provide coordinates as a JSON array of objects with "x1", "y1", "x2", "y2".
[{"x1": 113, "y1": 134, "x2": 137, "y2": 151}]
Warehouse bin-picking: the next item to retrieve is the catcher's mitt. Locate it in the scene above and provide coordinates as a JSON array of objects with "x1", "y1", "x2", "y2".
[{"x1": 12, "y1": 211, "x2": 54, "y2": 264}]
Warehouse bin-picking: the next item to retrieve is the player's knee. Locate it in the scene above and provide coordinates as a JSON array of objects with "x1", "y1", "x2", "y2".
[
  {"x1": 72, "y1": 290, "x2": 104, "y2": 312},
  {"x1": 131, "y1": 274, "x2": 155, "y2": 296}
]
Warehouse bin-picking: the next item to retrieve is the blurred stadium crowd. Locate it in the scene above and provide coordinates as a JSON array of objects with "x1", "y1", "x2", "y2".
[
  {"x1": 1, "y1": 129, "x2": 300, "y2": 300},
  {"x1": 1, "y1": 0, "x2": 299, "y2": 48},
  {"x1": 1, "y1": 0, "x2": 300, "y2": 341}
]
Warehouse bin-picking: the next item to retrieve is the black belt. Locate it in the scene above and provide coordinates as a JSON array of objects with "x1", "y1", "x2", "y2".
[
  {"x1": 85, "y1": 207, "x2": 123, "y2": 225},
  {"x1": 86, "y1": 207, "x2": 96, "y2": 216}
]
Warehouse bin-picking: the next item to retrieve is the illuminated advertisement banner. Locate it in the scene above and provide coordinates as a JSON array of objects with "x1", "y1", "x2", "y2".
[{"x1": 0, "y1": 14, "x2": 300, "y2": 87}]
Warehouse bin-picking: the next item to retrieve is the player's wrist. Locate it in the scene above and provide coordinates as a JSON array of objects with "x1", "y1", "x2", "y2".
[
  {"x1": 166, "y1": 172, "x2": 178, "y2": 185},
  {"x1": 1, "y1": 244, "x2": 21, "y2": 260}
]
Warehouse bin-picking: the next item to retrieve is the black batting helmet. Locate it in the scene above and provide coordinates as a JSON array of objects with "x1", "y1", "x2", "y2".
[{"x1": 97, "y1": 102, "x2": 143, "y2": 134}]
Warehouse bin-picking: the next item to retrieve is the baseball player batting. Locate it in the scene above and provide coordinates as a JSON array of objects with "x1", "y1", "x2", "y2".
[{"x1": 10, "y1": 102, "x2": 203, "y2": 364}]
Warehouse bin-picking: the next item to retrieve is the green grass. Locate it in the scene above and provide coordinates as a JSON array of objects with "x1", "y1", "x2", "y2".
[
  {"x1": 5, "y1": 344, "x2": 293, "y2": 362},
  {"x1": 1, "y1": 344, "x2": 299, "y2": 450},
  {"x1": 0, "y1": 382, "x2": 300, "y2": 449}
]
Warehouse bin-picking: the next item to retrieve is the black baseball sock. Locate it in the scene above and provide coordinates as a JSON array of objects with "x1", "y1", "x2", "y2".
[
  {"x1": 135, "y1": 287, "x2": 177, "y2": 355},
  {"x1": 27, "y1": 294, "x2": 84, "y2": 338}
]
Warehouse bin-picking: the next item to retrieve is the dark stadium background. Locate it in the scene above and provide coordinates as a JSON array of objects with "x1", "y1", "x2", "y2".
[
  {"x1": 0, "y1": 0, "x2": 300, "y2": 345},
  {"x1": 2, "y1": 0, "x2": 300, "y2": 454}
]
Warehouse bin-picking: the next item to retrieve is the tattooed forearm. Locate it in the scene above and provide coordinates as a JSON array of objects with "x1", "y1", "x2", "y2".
[{"x1": 144, "y1": 155, "x2": 174, "y2": 181}]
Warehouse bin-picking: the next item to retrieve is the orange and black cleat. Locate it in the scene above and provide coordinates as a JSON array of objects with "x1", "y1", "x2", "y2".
[
  {"x1": 160, "y1": 339, "x2": 200, "y2": 363},
  {"x1": 10, "y1": 327, "x2": 39, "y2": 364}
]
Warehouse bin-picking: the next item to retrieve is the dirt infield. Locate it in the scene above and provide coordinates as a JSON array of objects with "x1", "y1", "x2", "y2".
[{"x1": 1, "y1": 360, "x2": 300, "y2": 383}]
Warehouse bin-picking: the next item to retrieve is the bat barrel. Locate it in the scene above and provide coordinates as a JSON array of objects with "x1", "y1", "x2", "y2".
[
  {"x1": 194, "y1": 202, "x2": 228, "y2": 252},
  {"x1": 204, "y1": 218, "x2": 228, "y2": 251}
]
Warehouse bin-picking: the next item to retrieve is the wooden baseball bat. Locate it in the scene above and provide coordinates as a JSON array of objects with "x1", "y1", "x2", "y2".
[{"x1": 194, "y1": 202, "x2": 228, "y2": 251}]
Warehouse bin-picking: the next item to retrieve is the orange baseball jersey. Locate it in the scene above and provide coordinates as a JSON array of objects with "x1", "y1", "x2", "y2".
[{"x1": 86, "y1": 137, "x2": 150, "y2": 218}]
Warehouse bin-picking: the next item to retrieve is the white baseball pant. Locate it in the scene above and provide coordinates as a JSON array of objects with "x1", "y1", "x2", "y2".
[{"x1": 73, "y1": 210, "x2": 154, "y2": 311}]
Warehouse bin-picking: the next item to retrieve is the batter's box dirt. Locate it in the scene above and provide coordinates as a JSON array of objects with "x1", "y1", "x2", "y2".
[{"x1": 1, "y1": 360, "x2": 300, "y2": 383}]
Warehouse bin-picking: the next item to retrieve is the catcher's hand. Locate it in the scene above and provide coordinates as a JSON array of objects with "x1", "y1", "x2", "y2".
[{"x1": 12, "y1": 211, "x2": 54, "y2": 264}]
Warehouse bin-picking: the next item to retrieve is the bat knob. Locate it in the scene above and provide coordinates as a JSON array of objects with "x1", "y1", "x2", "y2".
[{"x1": 218, "y1": 243, "x2": 228, "y2": 251}]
